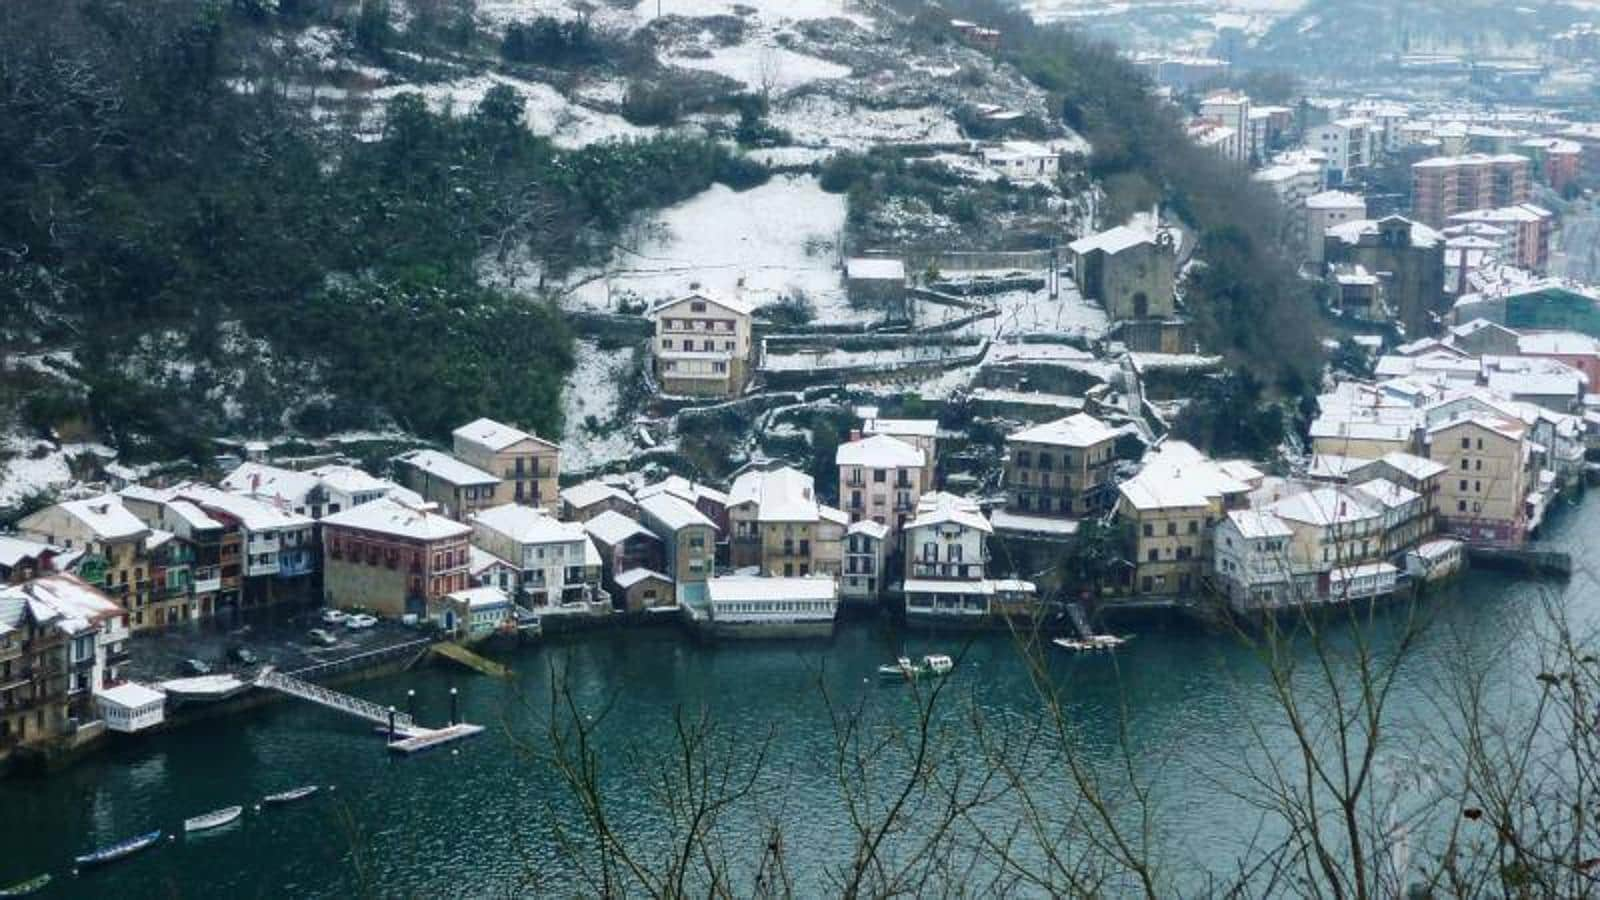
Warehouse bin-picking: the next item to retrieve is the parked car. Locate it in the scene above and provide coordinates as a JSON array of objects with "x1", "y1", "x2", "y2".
[
  {"x1": 307, "y1": 628, "x2": 338, "y2": 646},
  {"x1": 344, "y1": 614, "x2": 378, "y2": 630},
  {"x1": 320, "y1": 609, "x2": 348, "y2": 625},
  {"x1": 228, "y1": 647, "x2": 257, "y2": 665},
  {"x1": 178, "y1": 658, "x2": 212, "y2": 676}
]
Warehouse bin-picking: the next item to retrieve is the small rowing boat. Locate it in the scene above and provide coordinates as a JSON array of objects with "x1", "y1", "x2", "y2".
[
  {"x1": 0, "y1": 874, "x2": 51, "y2": 897},
  {"x1": 184, "y1": 805, "x2": 243, "y2": 833},
  {"x1": 1052, "y1": 634, "x2": 1128, "y2": 652},
  {"x1": 263, "y1": 785, "x2": 319, "y2": 806},
  {"x1": 75, "y1": 830, "x2": 162, "y2": 868}
]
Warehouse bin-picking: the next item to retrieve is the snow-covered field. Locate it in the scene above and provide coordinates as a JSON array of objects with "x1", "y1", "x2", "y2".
[
  {"x1": 762, "y1": 343, "x2": 979, "y2": 372},
  {"x1": 938, "y1": 284, "x2": 1110, "y2": 342},
  {"x1": 370, "y1": 73, "x2": 657, "y2": 149},
  {"x1": 561, "y1": 174, "x2": 861, "y2": 321},
  {"x1": 769, "y1": 96, "x2": 964, "y2": 150},
  {"x1": 665, "y1": 43, "x2": 851, "y2": 94},
  {"x1": 560, "y1": 339, "x2": 642, "y2": 473},
  {"x1": 0, "y1": 436, "x2": 113, "y2": 508}
]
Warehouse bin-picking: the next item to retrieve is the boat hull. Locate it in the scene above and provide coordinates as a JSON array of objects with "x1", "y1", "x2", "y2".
[
  {"x1": 75, "y1": 831, "x2": 162, "y2": 867},
  {"x1": 184, "y1": 806, "x2": 243, "y2": 833}
]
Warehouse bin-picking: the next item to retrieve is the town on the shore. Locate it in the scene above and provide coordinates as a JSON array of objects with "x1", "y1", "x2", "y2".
[{"x1": 6, "y1": 17, "x2": 1600, "y2": 772}]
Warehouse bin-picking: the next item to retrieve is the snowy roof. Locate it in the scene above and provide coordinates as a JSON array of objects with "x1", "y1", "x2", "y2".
[
  {"x1": 1351, "y1": 477, "x2": 1421, "y2": 510},
  {"x1": 1068, "y1": 223, "x2": 1157, "y2": 256},
  {"x1": 845, "y1": 258, "x2": 907, "y2": 281},
  {"x1": 639, "y1": 493, "x2": 716, "y2": 532},
  {"x1": 1226, "y1": 509, "x2": 1293, "y2": 539},
  {"x1": 847, "y1": 520, "x2": 890, "y2": 540},
  {"x1": 0, "y1": 535, "x2": 56, "y2": 568},
  {"x1": 446, "y1": 586, "x2": 510, "y2": 609},
  {"x1": 452, "y1": 417, "x2": 556, "y2": 451},
  {"x1": 1363, "y1": 452, "x2": 1447, "y2": 481},
  {"x1": 1118, "y1": 442, "x2": 1254, "y2": 511},
  {"x1": 864, "y1": 418, "x2": 939, "y2": 439},
  {"x1": 836, "y1": 434, "x2": 925, "y2": 469},
  {"x1": 472, "y1": 503, "x2": 586, "y2": 546},
  {"x1": 561, "y1": 480, "x2": 635, "y2": 510},
  {"x1": 1008, "y1": 412, "x2": 1117, "y2": 448},
  {"x1": 221, "y1": 462, "x2": 318, "y2": 504},
  {"x1": 989, "y1": 509, "x2": 1080, "y2": 537},
  {"x1": 174, "y1": 486, "x2": 313, "y2": 532},
  {"x1": 45, "y1": 495, "x2": 149, "y2": 542},
  {"x1": 468, "y1": 545, "x2": 515, "y2": 575},
  {"x1": 1424, "y1": 414, "x2": 1526, "y2": 440},
  {"x1": 1306, "y1": 190, "x2": 1366, "y2": 210},
  {"x1": 1327, "y1": 218, "x2": 1443, "y2": 249},
  {"x1": 758, "y1": 467, "x2": 819, "y2": 522},
  {"x1": 584, "y1": 510, "x2": 658, "y2": 547},
  {"x1": 95, "y1": 682, "x2": 165, "y2": 709},
  {"x1": 321, "y1": 497, "x2": 470, "y2": 541},
  {"x1": 615, "y1": 567, "x2": 672, "y2": 589},
  {"x1": 1308, "y1": 454, "x2": 1364, "y2": 480},
  {"x1": 635, "y1": 475, "x2": 729, "y2": 508},
  {"x1": 0, "y1": 574, "x2": 121, "y2": 638},
  {"x1": 906, "y1": 492, "x2": 992, "y2": 534},
  {"x1": 1518, "y1": 331, "x2": 1600, "y2": 356},
  {"x1": 706, "y1": 574, "x2": 837, "y2": 603},
  {"x1": 904, "y1": 578, "x2": 993, "y2": 595},
  {"x1": 397, "y1": 449, "x2": 498, "y2": 487},
  {"x1": 307, "y1": 464, "x2": 392, "y2": 495},
  {"x1": 1487, "y1": 370, "x2": 1585, "y2": 398},
  {"x1": 651, "y1": 291, "x2": 755, "y2": 319},
  {"x1": 1269, "y1": 488, "x2": 1380, "y2": 527},
  {"x1": 1413, "y1": 152, "x2": 1529, "y2": 169},
  {"x1": 1414, "y1": 538, "x2": 1463, "y2": 560}
]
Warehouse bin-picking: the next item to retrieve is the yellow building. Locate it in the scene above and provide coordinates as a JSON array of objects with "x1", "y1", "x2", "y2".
[
  {"x1": 651, "y1": 292, "x2": 755, "y2": 397},
  {"x1": 1426, "y1": 414, "x2": 1530, "y2": 545},
  {"x1": 1003, "y1": 413, "x2": 1119, "y2": 518},
  {"x1": 452, "y1": 418, "x2": 562, "y2": 513},
  {"x1": 1116, "y1": 443, "x2": 1260, "y2": 598}
]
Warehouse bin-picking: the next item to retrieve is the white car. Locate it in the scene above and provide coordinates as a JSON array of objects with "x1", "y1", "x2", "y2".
[
  {"x1": 344, "y1": 614, "x2": 378, "y2": 630},
  {"x1": 307, "y1": 628, "x2": 338, "y2": 646},
  {"x1": 321, "y1": 609, "x2": 348, "y2": 625}
]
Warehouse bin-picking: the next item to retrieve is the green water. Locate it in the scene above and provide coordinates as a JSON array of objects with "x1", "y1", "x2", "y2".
[{"x1": 3, "y1": 497, "x2": 1597, "y2": 897}]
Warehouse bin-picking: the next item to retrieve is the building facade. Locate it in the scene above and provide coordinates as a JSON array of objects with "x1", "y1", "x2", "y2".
[
  {"x1": 453, "y1": 418, "x2": 562, "y2": 513},
  {"x1": 651, "y1": 292, "x2": 755, "y2": 397},
  {"x1": 320, "y1": 498, "x2": 472, "y2": 617}
]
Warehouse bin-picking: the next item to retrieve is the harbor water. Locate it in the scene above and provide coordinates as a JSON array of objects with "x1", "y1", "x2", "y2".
[{"x1": 2, "y1": 494, "x2": 1597, "y2": 896}]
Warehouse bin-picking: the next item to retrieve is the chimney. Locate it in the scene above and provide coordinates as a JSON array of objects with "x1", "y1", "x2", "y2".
[{"x1": 251, "y1": 473, "x2": 261, "y2": 494}]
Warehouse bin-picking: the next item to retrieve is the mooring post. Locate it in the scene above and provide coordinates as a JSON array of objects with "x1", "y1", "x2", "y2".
[
  {"x1": 387, "y1": 706, "x2": 396, "y2": 743},
  {"x1": 449, "y1": 687, "x2": 458, "y2": 726},
  {"x1": 407, "y1": 689, "x2": 416, "y2": 720}
]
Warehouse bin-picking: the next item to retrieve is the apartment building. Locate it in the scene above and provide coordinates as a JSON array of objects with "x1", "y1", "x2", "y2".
[
  {"x1": 650, "y1": 292, "x2": 755, "y2": 397},
  {"x1": 171, "y1": 486, "x2": 316, "y2": 609},
  {"x1": 1425, "y1": 414, "x2": 1531, "y2": 545},
  {"x1": 1447, "y1": 205, "x2": 1555, "y2": 272},
  {"x1": 1305, "y1": 190, "x2": 1366, "y2": 265},
  {"x1": 1003, "y1": 413, "x2": 1118, "y2": 518},
  {"x1": 18, "y1": 496, "x2": 158, "y2": 629},
  {"x1": 453, "y1": 417, "x2": 562, "y2": 513},
  {"x1": 638, "y1": 493, "x2": 718, "y2": 605},
  {"x1": 836, "y1": 434, "x2": 927, "y2": 546},
  {"x1": 902, "y1": 493, "x2": 996, "y2": 621},
  {"x1": 1308, "y1": 117, "x2": 1375, "y2": 183},
  {"x1": 320, "y1": 498, "x2": 472, "y2": 617},
  {"x1": 0, "y1": 574, "x2": 128, "y2": 757},
  {"x1": 841, "y1": 520, "x2": 888, "y2": 604},
  {"x1": 394, "y1": 449, "x2": 500, "y2": 521},
  {"x1": 862, "y1": 416, "x2": 939, "y2": 487},
  {"x1": 727, "y1": 466, "x2": 846, "y2": 577},
  {"x1": 1411, "y1": 154, "x2": 1532, "y2": 228},
  {"x1": 1117, "y1": 442, "x2": 1261, "y2": 598},
  {"x1": 469, "y1": 504, "x2": 604, "y2": 608}
]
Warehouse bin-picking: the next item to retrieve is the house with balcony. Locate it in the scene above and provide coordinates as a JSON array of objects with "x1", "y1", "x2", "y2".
[
  {"x1": 120, "y1": 487, "x2": 233, "y2": 620},
  {"x1": 1003, "y1": 413, "x2": 1119, "y2": 520},
  {"x1": 638, "y1": 493, "x2": 718, "y2": 606},
  {"x1": 320, "y1": 498, "x2": 472, "y2": 617},
  {"x1": 171, "y1": 486, "x2": 316, "y2": 607},
  {"x1": 861, "y1": 415, "x2": 939, "y2": 488},
  {"x1": 0, "y1": 574, "x2": 128, "y2": 758},
  {"x1": 902, "y1": 493, "x2": 999, "y2": 623},
  {"x1": 1116, "y1": 442, "x2": 1262, "y2": 599},
  {"x1": 223, "y1": 461, "x2": 407, "y2": 520},
  {"x1": 1349, "y1": 452, "x2": 1447, "y2": 533},
  {"x1": 650, "y1": 292, "x2": 755, "y2": 397},
  {"x1": 841, "y1": 520, "x2": 889, "y2": 606},
  {"x1": 727, "y1": 466, "x2": 846, "y2": 577},
  {"x1": 19, "y1": 495, "x2": 155, "y2": 628},
  {"x1": 469, "y1": 504, "x2": 606, "y2": 609},
  {"x1": 453, "y1": 417, "x2": 562, "y2": 513},
  {"x1": 836, "y1": 434, "x2": 927, "y2": 548},
  {"x1": 394, "y1": 449, "x2": 502, "y2": 521}
]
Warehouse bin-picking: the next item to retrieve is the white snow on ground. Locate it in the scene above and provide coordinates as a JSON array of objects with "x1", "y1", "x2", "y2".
[
  {"x1": 937, "y1": 284, "x2": 1110, "y2": 342},
  {"x1": 768, "y1": 96, "x2": 964, "y2": 150},
  {"x1": 665, "y1": 43, "x2": 850, "y2": 94},
  {"x1": 763, "y1": 343, "x2": 978, "y2": 372},
  {"x1": 562, "y1": 174, "x2": 860, "y2": 321},
  {"x1": 371, "y1": 73, "x2": 656, "y2": 148},
  {"x1": 560, "y1": 340, "x2": 641, "y2": 473},
  {"x1": 637, "y1": 0, "x2": 875, "y2": 30},
  {"x1": 0, "y1": 437, "x2": 114, "y2": 507}
]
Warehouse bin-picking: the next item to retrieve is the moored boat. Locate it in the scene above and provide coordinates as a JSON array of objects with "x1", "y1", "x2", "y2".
[
  {"x1": 263, "y1": 785, "x2": 319, "y2": 806},
  {"x1": 0, "y1": 874, "x2": 51, "y2": 897},
  {"x1": 74, "y1": 830, "x2": 162, "y2": 868},
  {"x1": 183, "y1": 806, "x2": 243, "y2": 833},
  {"x1": 1052, "y1": 634, "x2": 1128, "y2": 652},
  {"x1": 878, "y1": 654, "x2": 955, "y2": 682},
  {"x1": 877, "y1": 656, "x2": 919, "y2": 680}
]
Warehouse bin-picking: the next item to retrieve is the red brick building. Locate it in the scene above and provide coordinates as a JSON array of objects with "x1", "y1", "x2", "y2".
[
  {"x1": 320, "y1": 499, "x2": 471, "y2": 617},
  {"x1": 1412, "y1": 154, "x2": 1531, "y2": 227}
]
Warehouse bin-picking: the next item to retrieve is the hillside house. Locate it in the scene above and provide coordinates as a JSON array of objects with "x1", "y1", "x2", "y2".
[
  {"x1": 650, "y1": 292, "x2": 754, "y2": 398},
  {"x1": 453, "y1": 418, "x2": 562, "y2": 513}
]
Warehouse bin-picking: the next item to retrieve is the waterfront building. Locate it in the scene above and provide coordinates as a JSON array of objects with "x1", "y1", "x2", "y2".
[
  {"x1": 837, "y1": 434, "x2": 927, "y2": 548},
  {"x1": 700, "y1": 574, "x2": 838, "y2": 639},
  {"x1": 468, "y1": 504, "x2": 605, "y2": 608},
  {"x1": 650, "y1": 291, "x2": 755, "y2": 398},
  {"x1": 430, "y1": 586, "x2": 512, "y2": 639},
  {"x1": 1349, "y1": 452, "x2": 1447, "y2": 530},
  {"x1": 394, "y1": 449, "x2": 500, "y2": 521},
  {"x1": 1117, "y1": 442, "x2": 1261, "y2": 599},
  {"x1": 583, "y1": 511, "x2": 665, "y2": 604},
  {"x1": 637, "y1": 493, "x2": 717, "y2": 606},
  {"x1": 841, "y1": 520, "x2": 888, "y2": 605},
  {"x1": 613, "y1": 569, "x2": 676, "y2": 612},
  {"x1": 1003, "y1": 413, "x2": 1119, "y2": 519},
  {"x1": 95, "y1": 682, "x2": 165, "y2": 734},
  {"x1": 119, "y1": 487, "x2": 232, "y2": 622},
  {"x1": 1423, "y1": 412, "x2": 1532, "y2": 546},
  {"x1": 171, "y1": 486, "x2": 317, "y2": 610},
  {"x1": 902, "y1": 493, "x2": 1001, "y2": 622},
  {"x1": 467, "y1": 546, "x2": 518, "y2": 596},
  {"x1": 18, "y1": 496, "x2": 172, "y2": 630},
  {"x1": 726, "y1": 467, "x2": 846, "y2": 577},
  {"x1": 320, "y1": 498, "x2": 472, "y2": 617},
  {"x1": 452, "y1": 417, "x2": 562, "y2": 513},
  {"x1": 560, "y1": 480, "x2": 638, "y2": 524},
  {"x1": 0, "y1": 574, "x2": 128, "y2": 757}
]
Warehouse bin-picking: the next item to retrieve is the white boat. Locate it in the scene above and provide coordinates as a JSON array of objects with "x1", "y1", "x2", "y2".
[
  {"x1": 184, "y1": 805, "x2": 243, "y2": 833},
  {"x1": 1053, "y1": 635, "x2": 1128, "y2": 652},
  {"x1": 878, "y1": 654, "x2": 956, "y2": 681},
  {"x1": 922, "y1": 654, "x2": 955, "y2": 675},
  {"x1": 262, "y1": 785, "x2": 319, "y2": 806}
]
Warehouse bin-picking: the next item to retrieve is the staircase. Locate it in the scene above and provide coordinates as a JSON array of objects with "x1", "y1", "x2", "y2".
[{"x1": 256, "y1": 669, "x2": 415, "y2": 732}]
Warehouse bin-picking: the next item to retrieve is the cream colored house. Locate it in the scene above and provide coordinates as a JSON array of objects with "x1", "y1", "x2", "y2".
[
  {"x1": 1425, "y1": 414, "x2": 1530, "y2": 545},
  {"x1": 651, "y1": 292, "x2": 755, "y2": 397},
  {"x1": 452, "y1": 418, "x2": 562, "y2": 513},
  {"x1": 727, "y1": 466, "x2": 845, "y2": 577},
  {"x1": 1116, "y1": 443, "x2": 1260, "y2": 598},
  {"x1": 1003, "y1": 413, "x2": 1119, "y2": 518}
]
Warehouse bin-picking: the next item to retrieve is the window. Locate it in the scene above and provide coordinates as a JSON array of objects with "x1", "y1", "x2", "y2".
[
  {"x1": 1459, "y1": 480, "x2": 1468, "y2": 491},
  {"x1": 1460, "y1": 458, "x2": 1469, "y2": 470},
  {"x1": 1475, "y1": 459, "x2": 1482, "y2": 471},
  {"x1": 1147, "y1": 549, "x2": 1158, "y2": 562},
  {"x1": 1142, "y1": 523, "x2": 1153, "y2": 538},
  {"x1": 1166, "y1": 522, "x2": 1177, "y2": 536},
  {"x1": 1037, "y1": 453, "x2": 1053, "y2": 471},
  {"x1": 1458, "y1": 500, "x2": 1467, "y2": 512},
  {"x1": 1474, "y1": 481, "x2": 1481, "y2": 493},
  {"x1": 1016, "y1": 450, "x2": 1032, "y2": 468},
  {"x1": 873, "y1": 470, "x2": 886, "y2": 483},
  {"x1": 690, "y1": 301, "x2": 706, "y2": 312},
  {"x1": 662, "y1": 339, "x2": 673, "y2": 349},
  {"x1": 1187, "y1": 520, "x2": 1198, "y2": 534},
  {"x1": 1460, "y1": 438, "x2": 1470, "y2": 449}
]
